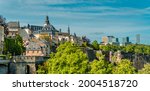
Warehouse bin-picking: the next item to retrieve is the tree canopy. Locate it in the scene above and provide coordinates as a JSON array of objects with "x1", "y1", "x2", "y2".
[
  {"x1": 37, "y1": 42, "x2": 149, "y2": 74},
  {"x1": 37, "y1": 42, "x2": 89, "y2": 74},
  {"x1": 99, "y1": 44, "x2": 150, "y2": 55},
  {"x1": 112, "y1": 59, "x2": 136, "y2": 74},
  {"x1": 139, "y1": 64, "x2": 150, "y2": 74},
  {"x1": 92, "y1": 40, "x2": 99, "y2": 50},
  {"x1": 3, "y1": 35, "x2": 25, "y2": 55},
  {"x1": 89, "y1": 59, "x2": 113, "y2": 74}
]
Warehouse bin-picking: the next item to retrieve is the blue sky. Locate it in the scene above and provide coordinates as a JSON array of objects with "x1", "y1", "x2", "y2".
[{"x1": 0, "y1": 0, "x2": 150, "y2": 44}]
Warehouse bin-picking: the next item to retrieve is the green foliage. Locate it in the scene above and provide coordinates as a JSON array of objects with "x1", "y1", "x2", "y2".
[
  {"x1": 124, "y1": 44, "x2": 135, "y2": 53},
  {"x1": 89, "y1": 52, "x2": 113, "y2": 74},
  {"x1": 125, "y1": 44, "x2": 150, "y2": 54},
  {"x1": 0, "y1": 55, "x2": 6, "y2": 59},
  {"x1": 99, "y1": 45, "x2": 121, "y2": 52},
  {"x1": 112, "y1": 59, "x2": 136, "y2": 74},
  {"x1": 96, "y1": 52, "x2": 105, "y2": 61},
  {"x1": 4, "y1": 35, "x2": 25, "y2": 55},
  {"x1": 92, "y1": 40, "x2": 99, "y2": 50},
  {"x1": 89, "y1": 59, "x2": 113, "y2": 74},
  {"x1": 99, "y1": 44, "x2": 150, "y2": 55},
  {"x1": 37, "y1": 42, "x2": 89, "y2": 74},
  {"x1": 82, "y1": 42, "x2": 88, "y2": 47},
  {"x1": 139, "y1": 64, "x2": 150, "y2": 74},
  {"x1": 37, "y1": 42, "x2": 149, "y2": 74}
]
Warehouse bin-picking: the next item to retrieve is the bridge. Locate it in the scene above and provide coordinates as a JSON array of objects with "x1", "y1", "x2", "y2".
[{"x1": 0, "y1": 56, "x2": 46, "y2": 74}]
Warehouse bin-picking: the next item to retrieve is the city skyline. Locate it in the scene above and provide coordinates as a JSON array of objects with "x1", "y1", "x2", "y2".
[{"x1": 0, "y1": 0, "x2": 150, "y2": 44}]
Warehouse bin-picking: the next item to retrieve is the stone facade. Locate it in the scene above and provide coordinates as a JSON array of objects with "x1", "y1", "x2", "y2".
[
  {"x1": 0, "y1": 64, "x2": 8, "y2": 74},
  {"x1": 109, "y1": 51, "x2": 150, "y2": 70},
  {"x1": 7, "y1": 21, "x2": 20, "y2": 37},
  {"x1": 25, "y1": 39, "x2": 50, "y2": 57},
  {"x1": 9, "y1": 56, "x2": 44, "y2": 74},
  {"x1": 0, "y1": 56, "x2": 44, "y2": 74},
  {"x1": 0, "y1": 26, "x2": 4, "y2": 54}
]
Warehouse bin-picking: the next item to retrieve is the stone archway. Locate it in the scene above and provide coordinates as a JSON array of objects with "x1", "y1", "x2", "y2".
[{"x1": 26, "y1": 65, "x2": 30, "y2": 74}]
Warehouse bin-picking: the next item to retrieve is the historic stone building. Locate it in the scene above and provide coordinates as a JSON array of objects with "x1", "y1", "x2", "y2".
[
  {"x1": 0, "y1": 26, "x2": 4, "y2": 54},
  {"x1": 9, "y1": 56, "x2": 44, "y2": 74},
  {"x1": 108, "y1": 51, "x2": 150, "y2": 70},
  {"x1": 33, "y1": 16, "x2": 59, "y2": 43},
  {"x1": 0, "y1": 56, "x2": 45, "y2": 74},
  {"x1": 0, "y1": 16, "x2": 6, "y2": 54},
  {"x1": 7, "y1": 21, "x2": 20, "y2": 37},
  {"x1": 25, "y1": 39, "x2": 50, "y2": 57},
  {"x1": 57, "y1": 26, "x2": 70, "y2": 43}
]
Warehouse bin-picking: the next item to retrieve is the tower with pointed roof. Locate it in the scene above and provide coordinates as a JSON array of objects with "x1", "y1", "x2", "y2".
[
  {"x1": 42, "y1": 16, "x2": 58, "y2": 33},
  {"x1": 44, "y1": 16, "x2": 50, "y2": 26},
  {"x1": 68, "y1": 25, "x2": 70, "y2": 35}
]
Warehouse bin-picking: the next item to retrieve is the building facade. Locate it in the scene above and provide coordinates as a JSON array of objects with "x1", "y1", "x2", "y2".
[
  {"x1": 102, "y1": 36, "x2": 119, "y2": 45},
  {"x1": 25, "y1": 39, "x2": 50, "y2": 57},
  {"x1": 0, "y1": 26, "x2": 4, "y2": 54},
  {"x1": 7, "y1": 21, "x2": 20, "y2": 37},
  {"x1": 136, "y1": 34, "x2": 140, "y2": 44},
  {"x1": 121, "y1": 37, "x2": 132, "y2": 46}
]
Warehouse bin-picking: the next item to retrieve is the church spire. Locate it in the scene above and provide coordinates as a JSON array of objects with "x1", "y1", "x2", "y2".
[
  {"x1": 45, "y1": 16, "x2": 50, "y2": 25},
  {"x1": 68, "y1": 25, "x2": 70, "y2": 35}
]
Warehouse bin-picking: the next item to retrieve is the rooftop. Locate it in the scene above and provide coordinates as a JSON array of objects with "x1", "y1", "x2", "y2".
[{"x1": 7, "y1": 21, "x2": 20, "y2": 28}]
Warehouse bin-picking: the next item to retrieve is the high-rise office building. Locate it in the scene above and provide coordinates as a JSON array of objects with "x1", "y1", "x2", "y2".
[
  {"x1": 102, "y1": 36, "x2": 119, "y2": 45},
  {"x1": 136, "y1": 34, "x2": 140, "y2": 44},
  {"x1": 121, "y1": 36, "x2": 131, "y2": 46},
  {"x1": 116, "y1": 38, "x2": 119, "y2": 43},
  {"x1": 126, "y1": 37, "x2": 129, "y2": 43},
  {"x1": 102, "y1": 36, "x2": 114, "y2": 44}
]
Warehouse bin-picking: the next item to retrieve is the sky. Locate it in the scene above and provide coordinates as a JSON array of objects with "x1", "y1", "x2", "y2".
[{"x1": 0, "y1": 0, "x2": 150, "y2": 45}]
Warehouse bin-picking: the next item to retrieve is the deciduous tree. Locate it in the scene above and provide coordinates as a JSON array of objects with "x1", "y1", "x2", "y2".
[
  {"x1": 139, "y1": 64, "x2": 150, "y2": 74},
  {"x1": 112, "y1": 59, "x2": 136, "y2": 74},
  {"x1": 37, "y1": 42, "x2": 89, "y2": 74}
]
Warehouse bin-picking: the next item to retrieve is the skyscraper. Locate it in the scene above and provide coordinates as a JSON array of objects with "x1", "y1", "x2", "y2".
[
  {"x1": 102, "y1": 36, "x2": 119, "y2": 45},
  {"x1": 121, "y1": 36, "x2": 131, "y2": 46},
  {"x1": 122, "y1": 37, "x2": 126, "y2": 46},
  {"x1": 136, "y1": 34, "x2": 140, "y2": 44},
  {"x1": 126, "y1": 37, "x2": 129, "y2": 43},
  {"x1": 102, "y1": 36, "x2": 114, "y2": 45}
]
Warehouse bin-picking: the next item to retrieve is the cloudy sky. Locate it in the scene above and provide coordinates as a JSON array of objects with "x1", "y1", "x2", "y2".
[{"x1": 0, "y1": 0, "x2": 150, "y2": 44}]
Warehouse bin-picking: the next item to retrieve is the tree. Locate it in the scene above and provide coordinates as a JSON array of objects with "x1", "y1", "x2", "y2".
[
  {"x1": 139, "y1": 64, "x2": 150, "y2": 74},
  {"x1": 92, "y1": 40, "x2": 99, "y2": 50},
  {"x1": 37, "y1": 42, "x2": 89, "y2": 74},
  {"x1": 89, "y1": 59, "x2": 113, "y2": 74},
  {"x1": 144, "y1": 46, "x2": 150, "y2": 55},
  {"x1": 134, "y1": 45, "x2": 143, "y2": 54},
  {"x1": 99, "y1": 45, "x2": 120, "y2": 52},
  {"x1": 112, "y1": 59, "x2": 136, "y2": 74},
  {"x1": 89, "y1": 52, "x2": 113, "y2": 74},
  {"x1": 3, "y1": 34, "x2": 25, "y2": 55},
  {"x1": 124, "y1": 45, "x2": 135, "y2": 53}
]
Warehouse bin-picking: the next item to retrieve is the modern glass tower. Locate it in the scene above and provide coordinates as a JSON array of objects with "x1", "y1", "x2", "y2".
[{"x1": 136, "y1": 34, "x2": 140, "y2": 44}]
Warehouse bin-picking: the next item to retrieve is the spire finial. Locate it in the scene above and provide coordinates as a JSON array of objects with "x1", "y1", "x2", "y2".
[{"x1": 45, "y1": 15, "x2": 50, "y2": 25}]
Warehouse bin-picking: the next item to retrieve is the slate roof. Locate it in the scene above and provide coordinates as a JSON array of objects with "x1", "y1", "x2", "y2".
[{"x1": 7, "y1": 21, "x2": 20, "y2": 28}]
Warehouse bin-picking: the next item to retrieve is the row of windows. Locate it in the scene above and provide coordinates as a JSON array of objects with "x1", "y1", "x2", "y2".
[
  {"x1": 26, "y1": 50, "x2": 41, "y2": 53},
  {"x1": 14, "y1": 57, "x2": 35, "y2": 60}
]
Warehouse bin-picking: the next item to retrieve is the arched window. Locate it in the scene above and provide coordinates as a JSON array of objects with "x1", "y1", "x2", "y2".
[{"x1": 26, "y1": 65, "x2": 30, "y2": 74}]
